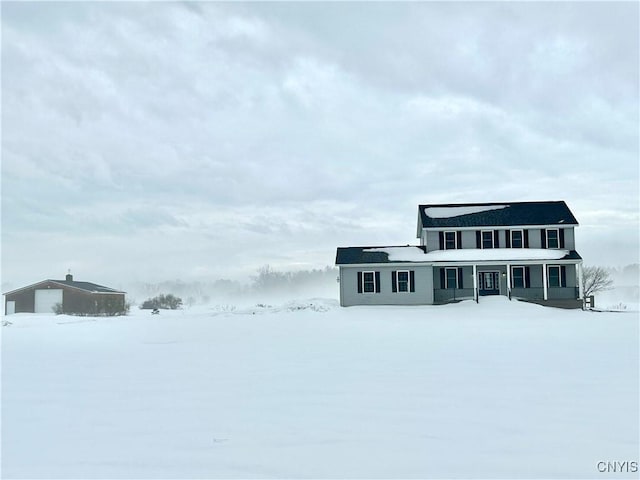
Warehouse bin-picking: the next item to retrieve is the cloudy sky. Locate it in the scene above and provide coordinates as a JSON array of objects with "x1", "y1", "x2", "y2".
[{"x1": 2, "y1": 2, "x2": 638, "y2": 290}]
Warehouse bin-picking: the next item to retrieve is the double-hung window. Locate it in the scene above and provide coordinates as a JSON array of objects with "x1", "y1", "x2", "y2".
[
  {"x1": 392, "y1": 270, "x2": 415, "y2": 293},
  {"x1": 481, "y1": 230, "x2": 494, "y2": 249},
  {"x1": 444, "y1": 231, "x2": 457, "y2": 250},
  {"x1": 547, "y1": 265, "x2": 567, "y2": 287},
  {"x1": 547, "y1": 266, "x2": 561, "y2": 287},
  {"x1": 445, "y1": 268, "x2": 458, "y2": 289},
  {"x1": 357, "y1": 271, "x2": 380, "y2": 294},
  {"x1": 511, "y1": 230, "x2": 523, "y2": 248},
  {"x1": 511, "y1": 266, "x2": 526, "y2": 288},
  {"x1": 546, "y1": 229, "x2": 559, "y2": 249},
  {"x1": 363, "y1": 271, "x2": 376, "y2": 293},
  {"x1": 397, "y1": 271, "x2": 410, "y2": 292}
]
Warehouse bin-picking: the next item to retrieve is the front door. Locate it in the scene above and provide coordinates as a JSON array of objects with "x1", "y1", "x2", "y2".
[{"x1": 478, "y1": 272, "x2": 500, "y2": 296}]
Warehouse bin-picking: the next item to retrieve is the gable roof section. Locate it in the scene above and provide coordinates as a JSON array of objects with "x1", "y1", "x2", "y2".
[
  {"x1": 418, "y1": 201, "x2": 579, "y2": 229},
  {"x1": 3, "y1": 279, "x2": 125, "y2": 296}
]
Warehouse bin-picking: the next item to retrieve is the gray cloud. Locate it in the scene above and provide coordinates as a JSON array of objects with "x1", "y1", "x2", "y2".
[{"x1": 2, "y1": 2, "x2": 638, "y2": 288}]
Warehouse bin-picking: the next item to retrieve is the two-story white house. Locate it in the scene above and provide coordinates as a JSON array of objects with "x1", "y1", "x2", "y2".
[{"x1": 335, "y1": 201, "x2": 584, "y2": 308}]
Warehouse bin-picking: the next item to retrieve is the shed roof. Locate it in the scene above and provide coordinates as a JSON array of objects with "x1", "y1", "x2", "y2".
[{"x1": 418, "y1": 201, "x2": 579, "y2": 229}]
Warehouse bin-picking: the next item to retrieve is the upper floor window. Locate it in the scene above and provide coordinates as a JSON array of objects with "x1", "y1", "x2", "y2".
[
  {"x1": 477, "y1": 230, "x2": 500, "y2": 249},
  {"x1": 482, "y1": 230, "x2": 495, "y2": 249},
  {"x1": 511, "y1": 230, "x2": 524, "y2": 248},
  {"x1": 444, "y1": 231, "x2": 457, "y2": 250},
  {"x1": 547, "y1": 229, "x2": 559, "y2": 249}
]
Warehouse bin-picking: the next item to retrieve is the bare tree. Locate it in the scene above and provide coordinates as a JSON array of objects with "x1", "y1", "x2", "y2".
[{"x1": 582, "y1": 266, "x2": 614, "y2": 297}]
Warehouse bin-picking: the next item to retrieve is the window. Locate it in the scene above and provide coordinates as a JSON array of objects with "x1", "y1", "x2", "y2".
[
  {"x1": 397, "y1": 271, "x2": 409, "y2": 292},
  {"x1": 548, "y1": 266, "x2": 561, "y2": 287},
  {"x1": 392, "y1": 270, "x2": 415, "y2": 293},
  {"x1": 481, "y1": 230, "x2": 494, "y2": 249},
  {"x1": 546, "y1": 229, "x2": 559, "y2": 249},
  {"x1": 512, "y1": 266, "x2": 526, "y2": 288},
  {"x1": 363, "y1": 271, "x2": 376, "y2": 293},
  {"x1": 444, "y1": 231, "x2": 457, "y2": 250},
  {"x1": 511, "y1": 230, "x2": 523, "y2": 248},
  {"x1": 445, "y1": 268, "x2": 458, "y2": 289},
  {"x1": 358, "y1": 271, "x2": 380, "y2": 294}
]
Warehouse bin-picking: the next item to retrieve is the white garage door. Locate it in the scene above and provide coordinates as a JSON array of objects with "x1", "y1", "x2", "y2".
[{"x1": 34, "y1": 289, "x2": 63, "y2": 314}]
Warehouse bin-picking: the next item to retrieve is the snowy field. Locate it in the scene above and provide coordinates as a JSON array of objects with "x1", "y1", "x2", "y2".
[{"x1": 2, "y1": 297, "x2": 638, "y2": 479}]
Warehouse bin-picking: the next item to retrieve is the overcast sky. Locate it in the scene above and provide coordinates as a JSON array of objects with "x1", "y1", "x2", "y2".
[{"x1": 2, "y1": 2, "x2": 638, "y2": 290}]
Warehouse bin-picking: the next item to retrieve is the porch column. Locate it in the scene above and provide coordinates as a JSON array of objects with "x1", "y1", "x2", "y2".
[
  {"x1": 542, "y1": 263, "x2": 548, "y2": 301},
  {"x1": 472, "y1": 264, "x2": 478, "y2": 302},
  {"x1": 577, "y1": 262, "x2": 584, "y2": 299},
  {"x1": 506, "y1": 264, "x2": 511, "y2": 298}
]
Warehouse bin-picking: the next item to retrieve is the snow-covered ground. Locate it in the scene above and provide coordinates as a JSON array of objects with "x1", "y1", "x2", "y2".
[{"x1": 2, "y1": 297, "x2": 638, "y2": 479}]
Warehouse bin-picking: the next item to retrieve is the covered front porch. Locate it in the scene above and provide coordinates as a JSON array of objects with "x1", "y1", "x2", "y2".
[{"x1": 433, "y1": 262, "x2": 584, "y2": 306}]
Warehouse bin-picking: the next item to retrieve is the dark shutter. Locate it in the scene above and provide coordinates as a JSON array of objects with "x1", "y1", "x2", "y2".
[
  {"x1": 560, "y1": 266, "x2": 567, "y2": 287},
  {"x1": 439, "y1": 268, "x2": 445, "y2": 289},
  {"x1": 506, "y1": 230, "x2": 511, "y2": 248},
  {"x1": 439, "y1": 232, "x2": 444, "y2": 250},
  {"x1": 375, "y1": 272, "x2": 381, "y2": 293},
  {"x1": 410, "y1": 271, "x2": 415, "y2": 292},
  {"x1": 524, "y1": 230, "x2": 529, "y2": 248},
  {"x1": 559, "y1": 229, "x2": 565, "y2": 248},
  {"x1": 391, "y1": 271, "x2": 397, "y2": 293},
  {"x1": 494, "y1": 230, "x2": 500, "y2": 248},
  {"x1": 476, "y1": 230, "x2": 481, "y2": 248},
  {"x1": 541, "y1": 230, "x2": 547, "y2": 249},
  {"x1": 357, "y1": 272, "x2": 363, "y2": 293},
  {"x1": 456, "y1": 231, "x2": 462, "y2": 249},
  {"x1": 457, "y1": 267, "x2": 463, "y2": 289},
  {"x1": 525, "y1": 267, "x2": 530, "y2": 288}
]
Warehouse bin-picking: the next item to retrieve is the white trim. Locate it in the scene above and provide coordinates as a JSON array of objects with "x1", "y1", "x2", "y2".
[
  {"x1": 481, "y1": 230, "x2": 495, "y2": 249},
  {"x1": 361, "y1": 271, "x2": 377, "y2": 294},
  {"x1": 339, "y1": 259, "x2": 581, "y2": 268},
  {"x1": 443, "y1": 231, "x2": 457, "y2": 250},
  {"x1": 472, "y1": 264, "x2": 478, "y2": 301},
  {"x1": 423, "y1": 224, "x2": 576, "y2": 232},
  {"x1": 543, "y1": 263, "x2": 548, "y2": 300},
  {"x1": 577, "y1": 263, "x2": 584, "y2": 299},
  {"x1": 510, "y1": 229, "x2": 524, "y2": 248},
  {"x1": 546, "y1": 228, "x2": 560, "y2": 249}
]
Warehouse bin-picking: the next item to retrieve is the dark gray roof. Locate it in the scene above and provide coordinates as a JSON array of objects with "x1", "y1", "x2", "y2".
[
  {"x1": 3, "y1": 279, "x2": 125, "y2": 296},
  {"x1": 418, "y1": 201, "x2": 579, "y2": 228},
  {"x1": 336, "y1": 246, "x2": 426, "y2": 265},
  {"x1": 50, "y1": 279, "x2": 125, "y2": 294}
]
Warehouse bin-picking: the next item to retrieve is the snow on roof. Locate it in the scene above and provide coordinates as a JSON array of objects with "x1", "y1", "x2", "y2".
[
  {"x1": 423, "y1": 205, "x2": 508, "y2": 218},
  {"x1": 366, "y1": 247, "x2": 428, "y2": 261},
  {"x1": 365, "y1": 247, "x2": 571, "y2": 263}
]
